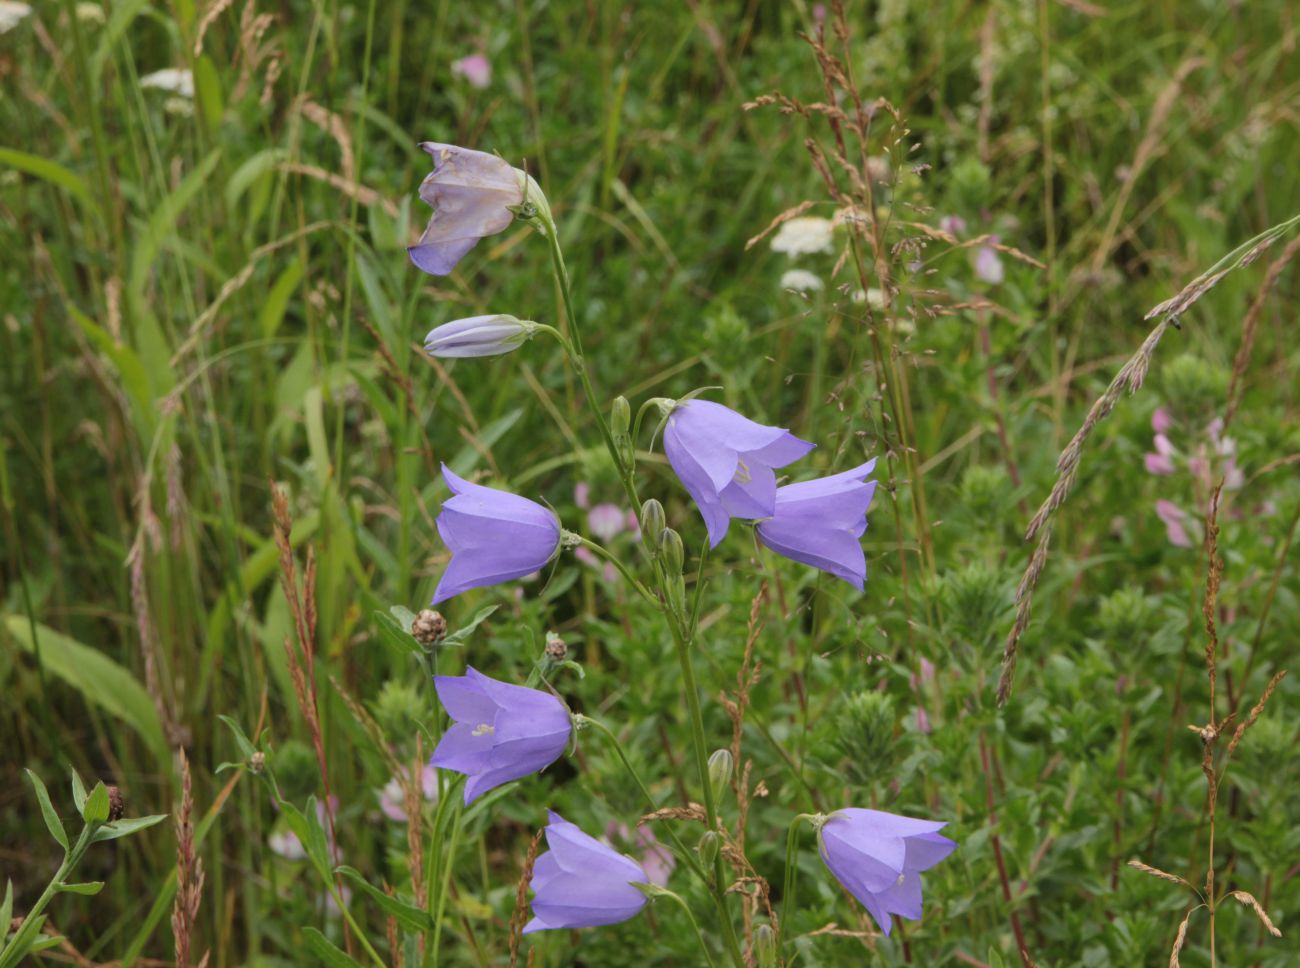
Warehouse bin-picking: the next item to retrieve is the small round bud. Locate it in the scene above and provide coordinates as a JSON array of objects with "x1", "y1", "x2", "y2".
[
  {"x1": 659, "y1": 528, "x2": 684, "y2": 576},
  {"x1": 412, "y1": 609, "x2": 448, "y2": 646},
  {"x1": 249, "y1": 751, "x2": 266, "y2": 774},
  {"x1": 753, "y1": 923, "x2": 777, "y2": 967},
  {"x1": 545, "y1": 634, "x2": 568, "y2": 661},
  {"x1": 707, "y1": 749, "x2": 733, "y2": 797},
  {"x1": 639, "y1": 499, "x2": 666, "y2": 547},
  {"x1": 696, "y1": 830, "x2": 719, "y2": 867},
  {"x1": 107, "y1": 785, "x2": 126, "y2": 822},
  {"x1": 610, "y1": 396, "x2": 631, "y2": 437}
]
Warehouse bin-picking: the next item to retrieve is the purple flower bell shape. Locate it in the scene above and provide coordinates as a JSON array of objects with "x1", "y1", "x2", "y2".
[
  {"x1": 408, "y1": 143, "x2": 533, "y2": 276},
  {"x1": 523, "y1": 811, "x2": 651, "y2": 933},
  {"x1": 817, "y1": 808, "x2": 956, "y2": 936},
  {"x1": 756, "y1": 459, "x2": 877, "y2": 589},
  {"x1": 663, "y1": 400, "x2": 814, "y2": 547},
  {"x1": 432, "y1": 465, "x2": 560, "y2": 604},
  {"x1": 429, "y1": 668, "x2": 572, "y2": 804}
]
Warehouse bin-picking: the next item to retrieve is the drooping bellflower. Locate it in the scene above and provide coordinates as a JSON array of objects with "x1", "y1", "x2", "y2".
[
  {"x1": 756, "y1": 459, "x2": 877, "y2": 589},
  {"x1": 408, "y1": 143, "x2": 533, "y2": 276},
  {"x1": 429, "y1": 668, "x2": 571, "y2": 804},
  {"x1": 817, "y1": 808, "x2": 956, "y2": 936},
  {"x1": 523, "y1": 811, "x2": 651, "y2": 933},
  {"x1": 663, "y1": 400, "x2": 814, "y2": 547},
  {"x1": 432, "y1": 465, "x2": 560, "y2": 604}
]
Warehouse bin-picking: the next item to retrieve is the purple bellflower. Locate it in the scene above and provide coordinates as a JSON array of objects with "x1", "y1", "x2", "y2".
[
  {"x1": 429, "y1": 668, "x2": 572, "y2": 804},
  {"x1": 817, "y1": 808, "x2": 956, "y2": 937},
  {"x1": 663, "y1": 400, "x2": 814, "y2": 547},
  {"x1": 409, "y1": 143, "x2": 533, "y2": 276},
  {"x1": 524, "y1": 811, "x2": 651, "y2": 933},
  {"x1": 432, "y1": 465, "x2": 560, "y2": 604},
  {"x1": 424, "y1": 314, "x2": 538, "y2": 358},
  {"x1": 756, "y1": 459, "x2": 877, "y2": 589}
]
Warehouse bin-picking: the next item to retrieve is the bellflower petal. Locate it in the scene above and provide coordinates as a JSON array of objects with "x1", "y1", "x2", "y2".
[
  {"x1": 817, "y1": 807, "x2": 956, "y2": 937},
  {"x1": 408, "y1": 143, "x2": 527, "y2": 276},
  {"x1": 663, "y1": 400, "x2": 814, "y2": 547},
  {"x1": 756, "y1": 460, "x2": 878, "y2": 588},
  {"x1": 432, "y1": 465, "x2": 560, "y2": 604},
  {"x1": 429, "y1": 668, "x2": 571, "y2": 804},
  {"x1": 523, "y1": 812, "x2": 650, "y2": 933}
]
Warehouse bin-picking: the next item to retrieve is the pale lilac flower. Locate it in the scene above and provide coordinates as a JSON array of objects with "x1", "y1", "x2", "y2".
[
  {"x1": 430, "y1": 668, "x2": 571, "y2": 804},
  {"x1": 574, "y1": 482, "x2": 591, "y2": 509},
  {"x1": 432, "y1": 465, "x2": 560, "y2": 604},
  {"x1": 409, "y1": 143, "x2": 530, "y2": 276},
  {"x1": 451, "y1": 53, "x2": 491, "y2": 89},
  {"x1": 973, "y1": 243, "x2": 1004, "y2": 284},
  {"x1": 1152, "y1": 407, "x2": 1173, "y2": 434},
  {"x1": 574, "y1": 546, "x2": 618, "y2": 583},
  {"x1": 1144, "y1": 433, "x2": 1177, "y2": 475},
  {"x1": 424, "y1": 314, "x2": 538, "y2": 358},
  {"x1": 379, "y1": 765, "x2": 439, "y2": 822},
  {"x1": 756, "y1": 460, "x2": 877, "y2": 589},
  {"x1": 606, "y1": 822, "x2": 676, "y2": 888},
  {"x1": 524, "y1": 812, "x2": 650, "y2": 933},
  {"x1": 817, "y1": 808, "x2": 956, "y2": 937},
  {"x1": 587, "y1": 503, "x2": 627, "y2": 542},
  {"x1": 939, "y1": 214, "x2": 966, "y2": 236},
  {"x1": 1155, "y1": 499, "x2": 1192, "y2": 548},
  {"x1": 664, "y1": 400, "x2": 814, "y2": 547}
]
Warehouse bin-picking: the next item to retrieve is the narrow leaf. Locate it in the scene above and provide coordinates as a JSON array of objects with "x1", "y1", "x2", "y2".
[
  {"x1": 24, "y1": 769, "x2": 68, "y2": 850},
  {"x1": 92, "y1": 814, "x2": 169, "y2": 843},
  {"x1": 83, "y1": 782, "x2": 110, "y2": 824},
  {"x1": 336, "y1": 866, "x2": 433, "y2": 933},
  {"x1": 70, "y1": 769, "x2": 88, "y2": 813},
  {"x1": 301, "y1": 927, "x2": 364, "y2": 967},
  {"x1": 58, "y1": 881, "x2": 104, "y2": 895}
]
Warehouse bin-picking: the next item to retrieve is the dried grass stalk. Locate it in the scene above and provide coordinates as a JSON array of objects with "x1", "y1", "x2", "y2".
[{"x1": 1227, "y1": 891, "x2": 1282, "y2": 937}]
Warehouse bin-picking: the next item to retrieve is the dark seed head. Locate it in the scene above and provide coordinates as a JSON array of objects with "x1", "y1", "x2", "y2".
[{"x1": 412, "y1": 609, "x2": 448, "y2": 646}]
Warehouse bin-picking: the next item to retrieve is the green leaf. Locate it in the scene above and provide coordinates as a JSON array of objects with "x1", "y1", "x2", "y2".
[
  {"x1": 225, "y1": 148, "x2": 288, "y2": 209},
  {"x1": 258, "y1": 256, "x2": 304, "y2": 339},
  {"x1": 0, "y1": 913, "x2": 45, "y2": 968},
  {"x1": 127, "y1": 148, "x2": 222, "y2": 302},
  {"x1": 389, "y1": 606, "x2": 418, "y2": 634},
  {"x1": 29, "y1": 934, "x2": 65, "y2": 953},
  {"x1": 58, "y1": 881, "x2": 104, "y2": 895},
  {"x1": 3, "y1": 617, "x2": 168, "y2": 763},
  {"x1": 92, "y1": 814, "x2": 168, "y2": 843},
  {"x1": 448, "y1": 408, "x2": 523, "y2": 477},
  {"x1": 280, "y1": 800, "x2": 332, "y2": 883},
  {"x1": 302, "y1": 927, "x2": 363, "y2": 967},
  {"x1": 336, "y1": 866, "x2": 433, "y2": 933},
  {"x1": 0, "y1": 148, "x2": 95, "y2": 214},
  {"x1": 217, "y1": 715, "x2": 258, "y2": 760},
  {"x1": 0, "y1": 880, "x2": 13, "y2": 940},
  {"x1": 70, "y1": 769, "x2": 88, "y2": 814},
  {"x1": 23, "y1": 769, "x2": 68, "y2": 850},
  {"x1": 83, "y1": 782, "x2": 110, "y2": 824},
  {"x1": 442, "y1": 606, "x2": 499, "y2": 647}
]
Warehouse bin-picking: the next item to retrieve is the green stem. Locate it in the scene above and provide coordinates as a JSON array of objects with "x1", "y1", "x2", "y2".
[
  {"x1": 656, "y1": 888, "x2": 720, "y2": 968},
  {"x1": 0, "y1": 823, "x2": 95, "y2": 965},
  {"x1": 779, "y1": 814, "x2": 819, "y2": 953},
  {"x1": 572, "y1": 535, "x2": 657, "y2": 604}
]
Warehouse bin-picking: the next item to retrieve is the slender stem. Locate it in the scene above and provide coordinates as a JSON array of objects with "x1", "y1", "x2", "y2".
[
  {"x1": 0, "y1": 823, "x2": 95, "y2": 964},
  {"x1": 657, "y1": 888, "x2": 719, "y2": 968},
  {"x1": 779, "y1": 814, "x2": 819, "y2": 953},
  {"x1": 572, "y1": 535, "x2": 657, "y2": 605}
]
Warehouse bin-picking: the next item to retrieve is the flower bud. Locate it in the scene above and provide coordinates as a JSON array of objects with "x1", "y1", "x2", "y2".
[
  {"x1": 639, "y1": 499, "x2": 666, "y2": 548},
  {"x1": 658, "y1": 528, "x2": 684, "y2": 576},
  {"x1": 752, "y1": 923, "x2": 777, "y2": 967},
  {"x1": 423, "y1": 314, "x2": 538, "y2": 359},
  {"x1": 544, "y1": 633, "x2": 568, "y2": 661},
  {"x1": 707, "y1": 749, "x2": 733, "y2": 798},
  {"x1": 610, "y1": 396, "x2": 631, "y2": 437},
  {"x1": 411, "y1": 609, "x2": 448, "y2": 646},
  {"x1": 696, "y1": 830, "x2": 719, "y2": 867},
  {"x1": 107, "y1": 785, "x2": 126, "y2": 822}
]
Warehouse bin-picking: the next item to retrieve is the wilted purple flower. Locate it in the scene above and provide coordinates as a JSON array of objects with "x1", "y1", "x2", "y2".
[
  {"x1": 756, "y1": 460, "x2": 877, "y2": 589},
  {"x1": 451, "y1": 53, "x2": 491, "y2": 89},
  {"x1": 430, "y1": 668, "x2": 571, "y2": 804},
  {"x1": 973, "y1": 242, "x2": 1004, "y2": 284},
  {"x1": 425, "y1": 314, "x2": 537, "y2": 358},
  {"x1": 664, "y1": 400, "x2": 814, "y2": 547},
  {"x1": 524, "y1": 811, "x2": 650, "y2": 933},
  {"x1": 817, "y1": 808, "x2": 956, "y2": 936},
  {"x1": 1155, "y1": 499, "x2": 1192, "y2": 548},
  {"x1": 432, "y1": 465, "x2": 560, "y2": 604},
  {"x1": 409, "y1": 143, "x2": 530, "y2": 276}
]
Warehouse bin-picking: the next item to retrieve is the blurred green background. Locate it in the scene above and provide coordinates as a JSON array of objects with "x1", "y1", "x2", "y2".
[{"x1": 2, "y1": 0, "x2": 1298, "y2": 965}]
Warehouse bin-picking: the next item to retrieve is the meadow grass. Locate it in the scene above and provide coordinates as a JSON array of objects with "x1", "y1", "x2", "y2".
[{"x1": 2, "y1": 0, "x2": 1299, "y2": 965}]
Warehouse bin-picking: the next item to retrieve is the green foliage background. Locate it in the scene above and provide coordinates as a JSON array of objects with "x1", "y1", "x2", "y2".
[{"x1": 1, "y1": 0, "x2": 1298, "y2": 965}]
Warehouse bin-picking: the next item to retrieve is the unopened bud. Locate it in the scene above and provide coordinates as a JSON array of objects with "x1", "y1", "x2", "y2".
[
  {"x1": 659, "y1": 528, "x2": 684, "y2": 576},
  {"x1": 697, "y1": 830, "x2": 719, "y2": 867},
  {"x1": 707, "y1": 749, "x2": 733, "y2": 797},
  {"x1": 424, "y1": 314, "x2": 538, "y2": 359},
  {"x1": 639, "y1": 499, "x2": 666, "y2": 547},
  {"x1": 249, "y1": 751, "x2": 266, "y2": 774},
  {"x1": 753, "y1": 923, "x2": 777, "y2": 967},
  {"x1": 107, "y1": 786, "x2": 125, "y2": 822},
  {"x1": 412, "y1": 609, "x2": 448, "y2": 646},
  {"x1": 544, "y1": 634, "x2": 568, "y2": 661},
  {"x1": 610, "y1": 396, "x2": 631, "y2": 437}
]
